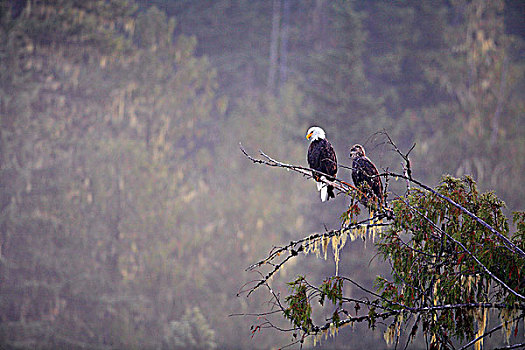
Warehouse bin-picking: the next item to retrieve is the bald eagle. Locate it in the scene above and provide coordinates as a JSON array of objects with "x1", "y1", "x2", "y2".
[
  {"x1": 306, "y1": 126, "x2": 337, "y2": 202},
  {"x1": 349, "y1": 144, "x2": 383, "y2": 207}
]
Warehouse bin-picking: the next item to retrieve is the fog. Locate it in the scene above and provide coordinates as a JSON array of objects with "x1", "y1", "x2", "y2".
[{"x1": 1, "y1": 0, "x2": 523, "y2": 348}]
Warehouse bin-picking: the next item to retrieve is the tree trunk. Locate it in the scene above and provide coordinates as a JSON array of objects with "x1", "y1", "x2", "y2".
[
  {"x1": 279, "y1": 0, "x2": 290, "y2": 86},
  {"x1": 267, "y1": 0, "x2": 281, "y2": 93}
]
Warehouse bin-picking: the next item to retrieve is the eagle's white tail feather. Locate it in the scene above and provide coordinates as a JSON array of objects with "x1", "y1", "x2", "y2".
[
  {"x1": 318, "y1": 176, "x2": 328, "y2": 202},
  {"x1": 320, "y1": 185, "x2": 328, "y2": 202}
]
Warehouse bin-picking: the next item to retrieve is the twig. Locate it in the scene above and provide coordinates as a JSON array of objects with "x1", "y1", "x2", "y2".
[
  {"x1": 494, "y1": 344, "x2": 525, "y2": 350},
  {"x1": 317, "y1": 310, "x2": 399, "y2": 332},
  {"x1": 457, "y1": 312, "x2": 524, "y2": 350},
  {"x1": 403, "y1": 315, "x2": 420, "y2": 350},
  {"x1": 382, "y1": 130, "x2": 414, "y2": 180},
  {"x1": 301, "y1": 278, "x2": 396, "y2": 313}
]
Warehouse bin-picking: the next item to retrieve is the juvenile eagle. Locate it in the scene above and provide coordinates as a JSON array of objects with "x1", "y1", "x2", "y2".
[
  {"x1": 306, "y1": 126, "x2": 337, "y2": 202},
  {"x1": 349, "y1": 144, "x2": 383, "y2": 207}
]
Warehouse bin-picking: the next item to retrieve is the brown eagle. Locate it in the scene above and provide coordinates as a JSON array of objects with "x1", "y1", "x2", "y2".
[
  {"x1": 306, "y1": 126, "x2": 337, "y2": 202},
  {"x1": 349, "y1": 144, "x2": 383, "y2": 207}
]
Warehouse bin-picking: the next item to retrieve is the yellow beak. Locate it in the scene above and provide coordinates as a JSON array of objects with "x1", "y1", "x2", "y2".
[{"x1": 306, "y1": 132, "x2": 313, "y2": 140}]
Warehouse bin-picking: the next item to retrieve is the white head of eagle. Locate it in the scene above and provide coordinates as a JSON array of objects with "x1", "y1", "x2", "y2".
[{"x1": 306, "y1": 126, "x2": 337, "y2": 202}]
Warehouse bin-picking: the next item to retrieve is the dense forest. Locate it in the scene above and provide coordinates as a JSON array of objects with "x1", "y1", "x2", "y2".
[{"x1": 0, "y1": 0, "x2": 523, "y2": 348}]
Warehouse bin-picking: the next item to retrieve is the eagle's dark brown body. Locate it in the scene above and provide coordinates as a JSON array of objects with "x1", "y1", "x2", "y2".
[
  {"x1": 308, "y1": 138, "x2": 337, "y2": 200},
  {"x1": 350, "y1": 144, "x2": 383, "y2": 206}
]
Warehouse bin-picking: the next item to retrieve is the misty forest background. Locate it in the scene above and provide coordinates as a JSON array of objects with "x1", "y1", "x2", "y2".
[{"x1": 1, "y1": 0, "x2": 524, "y2": 349}]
